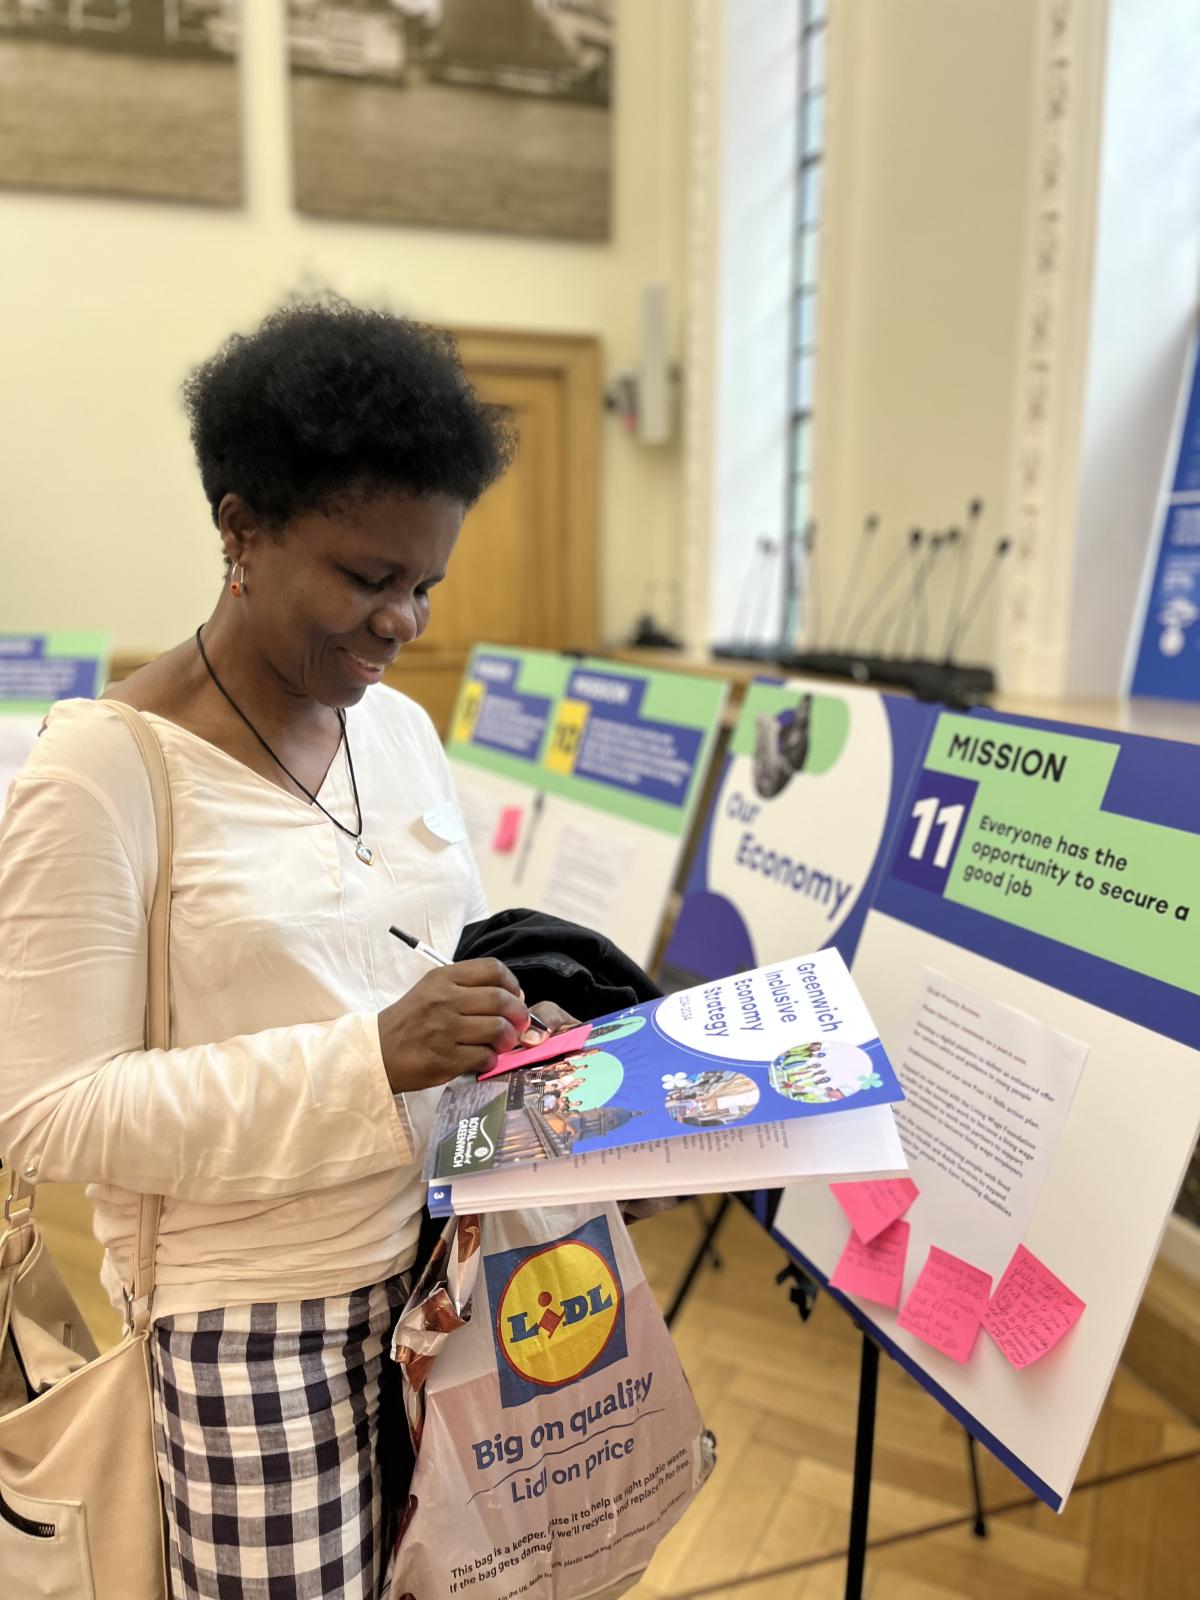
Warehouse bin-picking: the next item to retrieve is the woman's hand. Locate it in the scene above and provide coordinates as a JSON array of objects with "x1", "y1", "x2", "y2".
[
  {"x1": 521, "y1": 1000, "x2": 581, "y2": 1043},
  {"x1": 377, "y1": 958, "x2": 532, "y2": 1093}
]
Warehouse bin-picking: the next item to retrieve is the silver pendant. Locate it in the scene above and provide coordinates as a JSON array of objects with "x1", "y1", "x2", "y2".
[{"x1": 355, "y1": 841, "x2": 375, "y2": 866}]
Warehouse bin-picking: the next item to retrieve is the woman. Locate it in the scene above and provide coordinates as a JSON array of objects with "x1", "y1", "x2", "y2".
[{"x1": 0, "y1": 300, "x2": 571, "y2": 1599}]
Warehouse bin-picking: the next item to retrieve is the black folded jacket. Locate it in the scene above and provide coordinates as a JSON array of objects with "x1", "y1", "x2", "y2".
[{"x1": 453, "y1": 907, "x2": 661, "y2": 1019}]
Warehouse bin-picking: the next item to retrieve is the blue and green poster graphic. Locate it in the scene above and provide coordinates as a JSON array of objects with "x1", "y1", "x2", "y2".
[
  {"x1": 1, "y1": 632, "x2": 110, "y2": 802},
  {"x1": 770, "y1": 703, "x2": 1200, "y2": 1516},
  {"x1": 447, "y1": 647, "x2": 726, "y2": 841},
  {"x1": 0, "y1": 632, "x2": 108, "y2": 714},
  {"x1": 445, "y1": 646, "x2": 728, "y2": 968},
  {"x1": 881, "y1": 709, "x2": 1200, "y2": 1031},
  {"x1": 1130, "y1": 335, "x2": 1200, "y2": 700},
  {"x1": 665, "y1": 678, "x2": 935, "y2": 979}
]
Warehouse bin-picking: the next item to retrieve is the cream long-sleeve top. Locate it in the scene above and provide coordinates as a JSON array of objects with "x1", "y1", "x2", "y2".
[{"x1": 0, "y1": 687, "x2": 487, "y2": 1319}]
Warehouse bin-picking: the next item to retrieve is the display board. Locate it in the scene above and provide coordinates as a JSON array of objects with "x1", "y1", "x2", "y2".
[
  {"x1": 773, "y1": 707, "x2": 1200, "y2": 1509},
  {"x1": 1129, "y1": 332, "x2": 1200, "y2": 699},
  {"x1": 663, "y1": 677, "x2": 935, "y2": 978},
  {"x1": 446, "y1": 647, "x2": 727, "y2": 969},
  {"x1": 0, "y1": 632, "x2": 108, "y2": 805}
]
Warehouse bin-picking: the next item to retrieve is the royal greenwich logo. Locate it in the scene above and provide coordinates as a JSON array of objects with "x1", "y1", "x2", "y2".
[
  {"x1": 485, "y1": 1214, "x2": 628, "y2": 1408},
  {"x1": 434, "y1": 1096, "x2": 506, "y2": 1177}
]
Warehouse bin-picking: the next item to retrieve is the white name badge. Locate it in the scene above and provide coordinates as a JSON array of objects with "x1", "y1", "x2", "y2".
[{"x1": 421, "y1": 800, "x2": 467, "y2": 845}]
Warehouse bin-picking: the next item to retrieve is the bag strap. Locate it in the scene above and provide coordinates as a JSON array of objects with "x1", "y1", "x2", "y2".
[{"x1": 102, "y1": 701, "x2": 173, "y2": 1315}]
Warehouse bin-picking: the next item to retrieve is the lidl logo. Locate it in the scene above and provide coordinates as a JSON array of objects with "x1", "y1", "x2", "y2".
[{"x1": 485, "y1": 1215, "x2": 627, "y2": 1408}]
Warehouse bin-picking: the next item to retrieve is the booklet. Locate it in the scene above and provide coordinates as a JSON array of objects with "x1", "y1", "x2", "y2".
[
  {"x1": 428, "y1": 1105, "x2": 908, "y2": 1216},
  {"x1": 423, "y1": 948, "x2": 904, "y2": 1193}
]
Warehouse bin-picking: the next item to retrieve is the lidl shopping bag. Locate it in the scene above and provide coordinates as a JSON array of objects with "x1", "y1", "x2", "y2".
[{"x1": 388, "y1": 1204, "x2": 714, "y2": 1600}]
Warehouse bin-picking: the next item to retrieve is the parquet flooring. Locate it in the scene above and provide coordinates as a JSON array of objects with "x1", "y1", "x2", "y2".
[
  {"x1": 628, "y1": 1203, "x2": 1200, "y2": 1600},
  {"x1": 27, "y1": 1184, "x2": 1200, "y2": 1600}
]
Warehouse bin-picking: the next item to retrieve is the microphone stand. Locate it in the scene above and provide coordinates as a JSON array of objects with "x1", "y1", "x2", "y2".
[
  {"x1": 712, "y1": 504, "x2": 1001, "y2": 706},
  {"x1": 827, "y1": 514, "x2": 879, "y2": 650},
  {"x1": 942, "y1": 497, "x2": 985, "y2": 659},
  {"x1": 944, "y1": 538, "x2": 1012, "y2": 664}
]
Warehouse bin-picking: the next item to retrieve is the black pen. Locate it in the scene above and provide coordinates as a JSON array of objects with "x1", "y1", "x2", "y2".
[{"x1": 388, "y1": 925, "x2": 549, "y2": 1033}]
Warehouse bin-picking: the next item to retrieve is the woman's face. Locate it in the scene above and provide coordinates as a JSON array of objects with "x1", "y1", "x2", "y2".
[{"x1": 226, "y1": 486, "x2": 464, "y2": 709}]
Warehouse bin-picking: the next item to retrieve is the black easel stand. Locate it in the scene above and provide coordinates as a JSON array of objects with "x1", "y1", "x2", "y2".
[
  {"x1": 966, "y1": 1430, "x2": 988, "y2": 1538},
  {"x1": 841, "y1": 1337, "x2": 986, "y2": 1599},
  {"x1": 664, "y1": 1194, "x2": 732, "y2": 1329},
  {"x1": 663, "y1": 1190, "x2": 779, "y2": 1330},
  {"x1": 844, "y1": 1334, "x2": 879, "y2": 1600},
  {"x1": 689, "y1": 1196, "x2": 724, "y2": 1272},
  {"x1": 660, "y1": 1190, "x2": 990, "y2": 1589}
]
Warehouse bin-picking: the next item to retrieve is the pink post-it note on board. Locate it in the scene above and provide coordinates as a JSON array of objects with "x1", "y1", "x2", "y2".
[
  {"x1": 829, "y1": 1178, "x2": 919, "y2": 1244},
  {"x1": 897, "y1": 1246, "x2": 992, "y2": 1363},
  {"x1": 982, "y1": 1245, "x2": 1086, "y2": 1369},
  {"x1": 479, "y1": 1023, "x2": 594, "y2": 1081},
  {"x1": 491, "y1": 806, "x2": 523, "y2": 854},
  {"x1": 830, "y1": 1219, "x2": 910, "y2": 1309}
]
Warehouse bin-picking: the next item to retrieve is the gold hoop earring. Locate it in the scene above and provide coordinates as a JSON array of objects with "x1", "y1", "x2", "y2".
[{"x1": 230, "y1": 562, "x2": 245, "y2": 598}]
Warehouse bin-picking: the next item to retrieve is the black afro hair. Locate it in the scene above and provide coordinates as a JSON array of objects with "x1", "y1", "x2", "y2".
[{"x1": 182, "y1": 298, "x2": 516, "y2": 527}]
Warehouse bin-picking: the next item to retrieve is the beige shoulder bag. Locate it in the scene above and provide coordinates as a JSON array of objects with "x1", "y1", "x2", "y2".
[{"x1": 0, "y1": 701, "x2": 172, "y2": 1598}]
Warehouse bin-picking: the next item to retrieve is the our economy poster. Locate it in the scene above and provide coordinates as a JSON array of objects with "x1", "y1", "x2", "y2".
[
  {"x1": 774, "y1": 707, "x2": 1200, "y2": 1510},
  {"x1": 664, "y1": 677, "x2": 934, "y2": 979}
]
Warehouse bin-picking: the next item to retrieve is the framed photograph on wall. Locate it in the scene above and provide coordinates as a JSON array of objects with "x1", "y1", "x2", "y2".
[
  {"x1": 0, "y1": 1, "x2": 241, "y2": 205},
  {"x1": 288, "y1": 0, "x2": 612, "y2": 241}
]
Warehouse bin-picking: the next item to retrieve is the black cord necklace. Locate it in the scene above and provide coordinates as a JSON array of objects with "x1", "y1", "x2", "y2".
[{"x1": 194, "y1": 626, "x2": 376, "y2": 866}]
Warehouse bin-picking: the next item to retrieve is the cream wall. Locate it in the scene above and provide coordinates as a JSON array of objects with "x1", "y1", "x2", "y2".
[
  {"x1": 811, "y1": 0, "x2": 1038, "y2": 668},
  {"x1": 965, "y1": 0, "x2": 1200, "y2": 702},
  {"x1": 0, "y1": 1, "x2": 688, "y2": 657},
  {"x1": 686, "y1": 0, "x2": 1039, "y2": 668}
]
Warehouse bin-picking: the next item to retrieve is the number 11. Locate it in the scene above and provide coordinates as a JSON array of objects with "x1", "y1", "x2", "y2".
[{"x1": 908, "y1": 796, "x2": 965, "y2": 869}]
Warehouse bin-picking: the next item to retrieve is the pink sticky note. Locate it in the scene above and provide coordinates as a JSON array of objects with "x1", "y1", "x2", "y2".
[
  {"x1": 829, "y1": 1178, "x2": 919, "y2": 1244},
  {"x1": 479, "y1": 1023, "x2": 594, "y2": 1080},
  {"x1": 830, "y1": 1219, "x2": 910, "y2": 1309},
  {"x1": 897, "y1": 1246, "x2": 992, "y2": 1363},
  {"x1": 491, "y1": 806, "x2": 523, "y2": 853},
  {"x1": 982, "y1": 1244, "x2": 1086, "y2": 1369}
]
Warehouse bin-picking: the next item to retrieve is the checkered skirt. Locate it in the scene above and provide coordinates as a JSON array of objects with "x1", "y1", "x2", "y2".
[{"x1": 150, "y1": 1276, "x2": 409, "y2": 1600}]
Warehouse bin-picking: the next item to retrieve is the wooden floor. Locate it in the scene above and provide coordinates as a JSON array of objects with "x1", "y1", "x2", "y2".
[
  {"x1": 629, "y1": 1204, "x2": 1200, "y2": 1600},
  {"x1": 28, "y1": 1186, "x2": 1200, "y2": 1600}
]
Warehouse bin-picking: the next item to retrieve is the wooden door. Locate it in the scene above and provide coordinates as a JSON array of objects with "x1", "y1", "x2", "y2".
[{"x1": 386, "y1": 328, "x2": 602, "y2": 732}]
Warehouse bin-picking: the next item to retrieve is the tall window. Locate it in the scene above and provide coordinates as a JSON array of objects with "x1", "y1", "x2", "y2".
[{"x1": 786, "y1": 0, "x2": 827, "y2": 640}]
